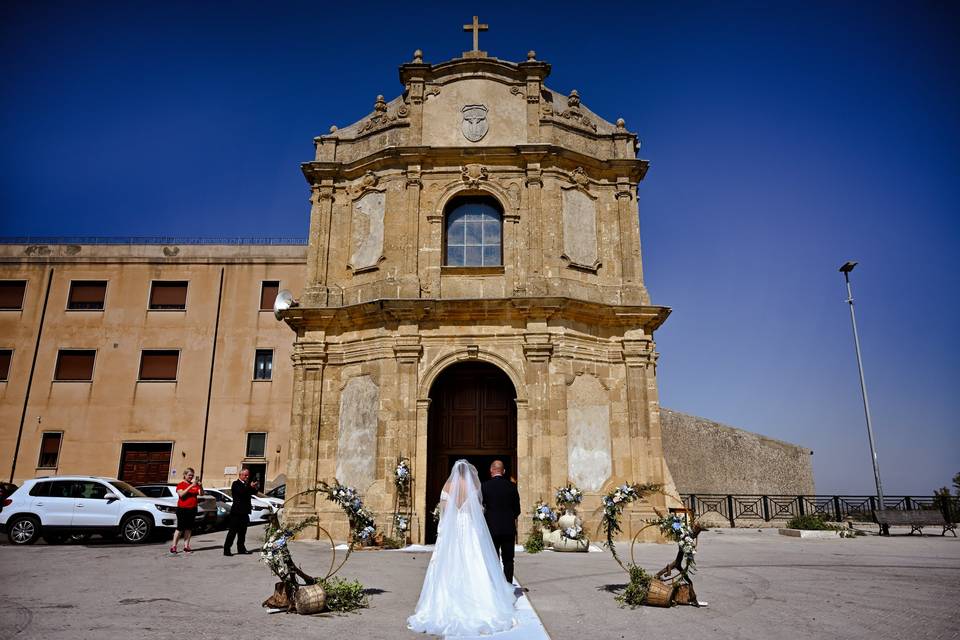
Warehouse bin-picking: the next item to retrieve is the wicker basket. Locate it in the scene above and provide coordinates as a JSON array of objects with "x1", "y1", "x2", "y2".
[
  {"x1": 673, "y1": 583, "x2": 692, "y2": 605},
  {"x1": 644, "y1": 579, "x2": 674, "y2": 607},
  {"x1": 294, "y1": 584, "x2": 327, "y2": 614}
]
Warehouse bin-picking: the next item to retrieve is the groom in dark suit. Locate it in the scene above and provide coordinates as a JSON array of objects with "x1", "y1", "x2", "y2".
[{"x1": 481, "y1": 459, "x2": 522, "y2": 583}]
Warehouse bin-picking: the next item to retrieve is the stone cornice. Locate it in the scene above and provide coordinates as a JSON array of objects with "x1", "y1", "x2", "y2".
[
  {"x1": 281, "y1": 296, "x2": 670, "y2": 334},
  {"x1": 399, "y1": 55, "x2": 551, "y2": 88},
  {"x1": 301, "y1": 145, "x2": 648, "y2": 185}
]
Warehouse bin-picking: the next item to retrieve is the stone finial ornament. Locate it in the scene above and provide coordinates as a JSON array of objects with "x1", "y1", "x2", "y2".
[
  {"x1": 413, "y1": 49, "x2": 423, "y2": 63},
  {"x1": 374, "y1": 95, "x2": 387, "y2": 113},
  {"x1": 567, "y1": 90, "x2": 581, "y2": 108},
  {"x1": 616, "y1": 118, "x2": 626, "y2": 132},
  {"x1": 330, "y1": 125, "x2": 338, "y2": 133},
  {"x1": 527, "y1": 50, "x2": 537, "y2": 61}
]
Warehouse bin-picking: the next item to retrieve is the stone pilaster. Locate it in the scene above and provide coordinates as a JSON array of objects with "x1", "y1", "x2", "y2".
[
  {"x1": 303, "y1": 181, "x2": 335, "y2": 306},
  {"x1": 401, "y1": 167, "x2": 423, "y2": 297},
  {"x1": 285, "y1": 339, "x2": 327, "y2": 524}
]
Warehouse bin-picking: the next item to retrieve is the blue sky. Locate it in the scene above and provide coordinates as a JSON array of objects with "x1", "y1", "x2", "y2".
[{"x1": 2, "y1": 1, "x2": 957, "y2": 495}]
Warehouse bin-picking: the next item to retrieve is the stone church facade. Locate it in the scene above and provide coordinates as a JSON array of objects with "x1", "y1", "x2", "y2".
[{"x1": 280, "y1": 46, "x2": 681, "y2": 542}]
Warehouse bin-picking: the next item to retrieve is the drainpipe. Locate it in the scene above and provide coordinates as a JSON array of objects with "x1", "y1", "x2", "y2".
[
  {"x1": 10, "y1": 268, "x2": 54, "y2": 482},
  {"x1": 199, "y1": 267, "x2": 224, "y2": 479}
]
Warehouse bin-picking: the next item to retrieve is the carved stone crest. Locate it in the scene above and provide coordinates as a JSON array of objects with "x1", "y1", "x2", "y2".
[
  {"x1": 461, "y1": 164, "x2": 489, "y2": 187},
  {"x1": 460, "y1": 104, "x2": 489, "y2": 142}
]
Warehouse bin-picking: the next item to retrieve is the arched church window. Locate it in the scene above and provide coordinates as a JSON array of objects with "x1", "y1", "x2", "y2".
[{"x1": 444, "y1": 197, "x2": 502, "y2": 267}]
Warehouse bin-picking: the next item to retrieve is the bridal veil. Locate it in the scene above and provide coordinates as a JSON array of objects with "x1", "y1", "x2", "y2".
[{"x1": 407, "y1": 459, "x2": 516, "y2": 635}]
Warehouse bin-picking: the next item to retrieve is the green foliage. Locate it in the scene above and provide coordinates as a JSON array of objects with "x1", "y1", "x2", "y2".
[
  {"x1": 787, "y1": 514, "x2": 861, "y2": 537},
  {"x1": 523, "y1": 529, "x2": 544, "y2": 554},
  {"x1": 615, "y1": 563, "x2": 652, "y2": 608},
  {"x1": 787, "y1": 514, "x2": 831, "y2": 530},
  {"x1": 380, "y1": 535, "x2": 404, "y2": 549},
  {"x1": 953, "y1": 472, "x2": 960, "y2": 496},
  {"x1": 319, "y1": 577, "x2": 370, "y2": 613}
]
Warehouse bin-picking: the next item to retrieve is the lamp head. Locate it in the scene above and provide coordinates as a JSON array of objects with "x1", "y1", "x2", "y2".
[{"x1": 839, "y1": 261, "x2": 858, "y2": 274}]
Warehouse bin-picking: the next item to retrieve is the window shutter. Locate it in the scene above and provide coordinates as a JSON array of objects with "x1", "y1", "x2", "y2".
[
  {"x1": 260, "y1": 281, "x2": 279, "y2": 310},
  {"x1": 0, "y1": 281, "x2": 26, "y2": 309},
  {"x1": 54, "y1": 351, "x2": 96, "y2": 381},
  {"x1": 68, "y1": 281, "x2": 107, "y2": 309},
  {"x1": 139, "y1": 350, "x2": 179, "y2": 380},
  {"x1": 149, "y1": 282, "x2": 188, "y2": 309}
]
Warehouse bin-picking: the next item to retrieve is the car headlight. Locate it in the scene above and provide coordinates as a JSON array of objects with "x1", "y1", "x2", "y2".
[
  {"x1": 252, "y1": 505, "x2": 266, "y2": 511},
  {"x1": 156, "y1": 504, "x2": 176, "y2": 513}
]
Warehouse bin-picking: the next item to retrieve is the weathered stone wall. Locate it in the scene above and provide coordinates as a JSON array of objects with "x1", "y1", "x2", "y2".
[{"x1": 660, "y1": 408, "x2": 814, "y2": 496}]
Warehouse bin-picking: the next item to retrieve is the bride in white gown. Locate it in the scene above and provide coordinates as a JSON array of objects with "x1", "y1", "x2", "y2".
[{"x1": 408, "y1": 459, "x2": 517, "y2": 636}]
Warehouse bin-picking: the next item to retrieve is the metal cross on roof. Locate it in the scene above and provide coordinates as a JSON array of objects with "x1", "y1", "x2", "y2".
[{"x1": 463, "y1": 16, "x2": 488, "y2": 53}]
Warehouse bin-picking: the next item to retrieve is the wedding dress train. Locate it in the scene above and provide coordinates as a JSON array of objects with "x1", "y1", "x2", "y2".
[{"x1": 407, "y1": 460, "x2": 517, "y2": 636}]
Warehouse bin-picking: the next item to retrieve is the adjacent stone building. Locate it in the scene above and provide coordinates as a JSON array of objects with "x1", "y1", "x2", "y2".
[
  {"x1": 0, "y1": 242, "x2": 305, "y2": 491},
  {"x1": 279, "y1": 44, "x2": 680, "y2": 541}
]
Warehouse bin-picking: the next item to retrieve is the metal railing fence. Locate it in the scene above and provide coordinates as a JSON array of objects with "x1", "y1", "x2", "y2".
[{"x1": 681, "y1": 494, "x2": 960, "y2": 527}]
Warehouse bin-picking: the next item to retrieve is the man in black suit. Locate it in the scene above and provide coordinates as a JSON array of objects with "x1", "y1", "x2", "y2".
[
  {"x1": 480, "y1": 459, "x2": 521, "y2": 583},
  {"x1": 224, "y1": 468, "x2": 258, "y2": 556}
]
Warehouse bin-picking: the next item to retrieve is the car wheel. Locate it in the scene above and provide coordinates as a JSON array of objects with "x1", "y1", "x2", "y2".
[
  {"x1": 43, "y1": 532, "x2": 67, "y2": 544},
  {"x1": 120, "y1": 514, "x2": 153, "y2": 543},
  {"x1": 8, "y1": 516, "x2": 40, "y2": 545}
]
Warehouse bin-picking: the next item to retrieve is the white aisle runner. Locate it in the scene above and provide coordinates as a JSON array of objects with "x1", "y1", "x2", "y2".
[
  {"x1": 450, "y1": 578, "x2": 550, "y2": 640},
  {"x1": 400, "y1": 545, "x2": 551, "y2": 640}
]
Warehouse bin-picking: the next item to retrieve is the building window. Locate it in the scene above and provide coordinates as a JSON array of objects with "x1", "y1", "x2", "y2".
[
  {"x1": 54, "y1": 350, "x2": 96, "y2": 381},
  {"x1": 246, "y1": 432, "x2": 267, "y2": 458},
  {"x1": 254, "y1": 349, "x2": 273, "y2": 380},
  {"x1": 148, "y1": 281, "x2": 188, "y2": 310},
  {"x1": 444, "y1": 198, "x2": 502, "y2": 267},
  {"x1": 67, "y1": 281, "x2": 107, "y2": 310},
  {"x1": 139, "y1": 350, "x2": 179, "y2": 381},
  {"x1": 0, "y1": 280, "x2": 27, "y2": 310},
  {"x1": 38, "y1": 432, "x2": 63, "y2": 468},
  {"x1": 0, "y1": 349, "x2": 10, "y2": 381},
  {"x1": 260, "y1": 281, "x2": 279, "y2": 311}
]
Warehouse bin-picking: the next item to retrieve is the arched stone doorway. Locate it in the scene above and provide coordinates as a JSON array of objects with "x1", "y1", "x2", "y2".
[{"x1": 425, "y1": 361, "x2": 518, "y2": 542}]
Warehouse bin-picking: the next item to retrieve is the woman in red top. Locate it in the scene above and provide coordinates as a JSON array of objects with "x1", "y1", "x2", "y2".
[{"x1": 171, "y1": 467, "x2": 202, "y2": 554}]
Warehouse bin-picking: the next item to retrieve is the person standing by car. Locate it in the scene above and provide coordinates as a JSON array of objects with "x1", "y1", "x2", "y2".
[
  {"x1": 223, "y1": 468, "x2": 258, "y2": 556},
  {"x1": 171, "y1": 468, "x2": 202, "y2": 554}
]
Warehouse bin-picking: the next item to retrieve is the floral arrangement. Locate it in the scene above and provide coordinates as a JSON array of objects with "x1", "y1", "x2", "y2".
[
  {"x1": 561, "y1": 523, "x2": 585, "y2": 541},
  {"x1": 394, "y1": 513, "x2": 409, "y2": 534},
  {"x1": 260, "y1": 515, "x2": 319, "y2": 583},
  {"x1": 598, "y1": 482, "x2": 662, "y2": 567},
  {"x1": 311, "y1": 479, "x2": 378, "y2": 544},
  {"x1": 656, "y1": 515, "x2": 696, "y2": 574},
  {"x1": 554, "y1": 483, "x2": 583, "y2": 512},
  {"x1": 532, "y1": 501, "x2": 558, "y2": 529},
  {"x1": 432, "y1": 503, "x2": 441, "y2": 523},
  {"x1": 394, "y1": 458, "x2": 412, "y2": 494}
]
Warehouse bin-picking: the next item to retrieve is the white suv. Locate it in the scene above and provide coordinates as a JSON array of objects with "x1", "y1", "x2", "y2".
[{"x1": 0, "y1": 476, "x2": 179, "y2": 545}]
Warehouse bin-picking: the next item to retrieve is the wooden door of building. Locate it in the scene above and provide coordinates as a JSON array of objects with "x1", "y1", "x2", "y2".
[
  {"x1": 118, "y1": 442, "x2": 172, "y2": 485},
  {"x1": 425, "y1": 362, "x2": 517, "y2": 542}
]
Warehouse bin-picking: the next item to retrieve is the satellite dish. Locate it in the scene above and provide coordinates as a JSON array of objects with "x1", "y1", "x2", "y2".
[{"x1": 273, "y1": 289, "x2": 296, "y2": 320}]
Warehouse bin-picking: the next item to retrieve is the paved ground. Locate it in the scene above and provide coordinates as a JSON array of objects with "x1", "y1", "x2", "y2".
[{"x1": 1, "y1": 525, "x2": 958, "y2": 640}]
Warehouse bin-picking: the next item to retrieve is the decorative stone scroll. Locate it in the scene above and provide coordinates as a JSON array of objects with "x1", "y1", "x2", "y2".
[
  {"x1": 335, "y1": 375, "x2": 380, "y2": 490},
  {"x1": 349, "y1": 191, "x2": 385, "y2": 272},
  {"x1": 357, "y1": 94, "x2": 407, "y2": 135}
]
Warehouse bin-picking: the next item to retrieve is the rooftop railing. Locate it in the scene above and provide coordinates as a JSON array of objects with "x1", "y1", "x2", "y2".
[{"x1": 0, "y1": 236, "x2": 308, "y2": 246}]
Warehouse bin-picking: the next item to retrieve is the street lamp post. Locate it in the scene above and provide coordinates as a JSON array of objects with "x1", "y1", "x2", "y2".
[{"x1": 838, "y1": 261, "x2": 885, "y2": 514}]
